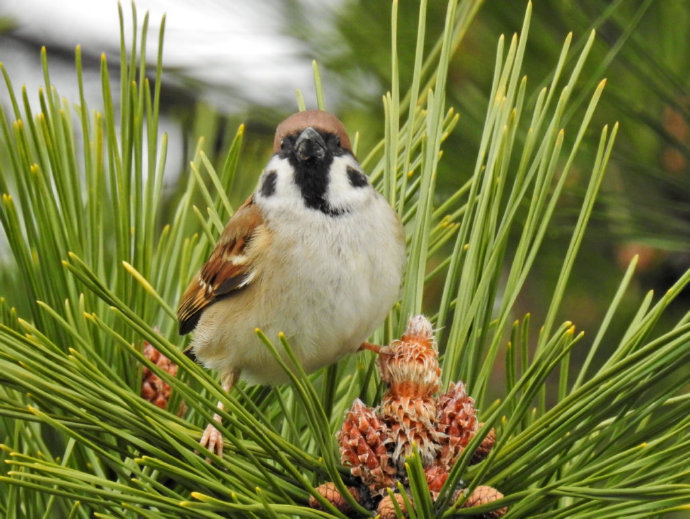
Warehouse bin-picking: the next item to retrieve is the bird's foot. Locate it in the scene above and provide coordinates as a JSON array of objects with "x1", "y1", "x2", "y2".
[{"x1": 200, "y1": 413, "x2": 224, "y2": 458}]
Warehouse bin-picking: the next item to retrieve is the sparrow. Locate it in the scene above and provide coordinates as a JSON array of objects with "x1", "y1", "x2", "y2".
[{"x1": 177, "y1": 110, "x2": 406, "y2": 456}]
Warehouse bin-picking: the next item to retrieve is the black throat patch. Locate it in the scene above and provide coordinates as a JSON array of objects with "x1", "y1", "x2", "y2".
[{"x1": 281, "y1": 131, "x2": 349, "y2": 217}]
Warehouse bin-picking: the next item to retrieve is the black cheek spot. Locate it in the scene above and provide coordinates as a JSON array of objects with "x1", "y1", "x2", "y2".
[
  {"x1": 347, "y1": 166, "x2": 368, "y2": 188},
  {"x1": 260, "y1": 171, "x2": 277, "y2": 197}
]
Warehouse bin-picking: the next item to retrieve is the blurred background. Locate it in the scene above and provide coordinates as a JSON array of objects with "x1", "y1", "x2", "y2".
[{"x1": 0, "y1": 0, "x2": 688, "y2": 365}]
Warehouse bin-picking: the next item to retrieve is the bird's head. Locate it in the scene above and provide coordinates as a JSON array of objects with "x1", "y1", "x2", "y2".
[{"x1": 256, "y1": 110, "x2": 372, "y2": 218}]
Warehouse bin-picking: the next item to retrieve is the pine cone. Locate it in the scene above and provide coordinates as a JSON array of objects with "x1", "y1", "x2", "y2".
[
  {"x1": 377, "y1": 493, "x2": 408, "y2": 519},
  {"x1": 141, "y1": 342, "x2": 178, "y2": 409},
  {"x1": 436, "y1": 382, "x2": 479, "y2": 469},
  {"x1": 456, "y1": 485, "x2": 507, "y2": 518},
  {"x1": 379, "y1": 394, "x2": 440, "y2": 468},
  {"x1": 376, "y1": 315, "x2": 442, "y2": 468},
  {"x1": 337, "y1": 399, "x2": 396, "y2": 495},
  {"x1": 378, "y1": 315, "x2": 440, "y2": 398},
  {"x1": 424, "y1": 463, "x2": 448, "y2": 498},
  {"x1": 308, "y1": 482, "x2": 360, "y2": 513},
  {"x1": 471, "y1": 424, "x2": 496, "y2": 464}
]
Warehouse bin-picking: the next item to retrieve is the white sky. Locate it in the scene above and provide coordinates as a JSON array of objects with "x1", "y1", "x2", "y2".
[{"x1": 0, "y1": 0, "x2": 322, "y2": 108}]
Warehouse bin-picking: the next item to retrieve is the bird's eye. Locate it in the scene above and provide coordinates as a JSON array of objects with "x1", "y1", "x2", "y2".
[
  {"x1": 280, "y1": 139, "x2": 287, "y2": 151},
  {"x1": 326, "y1": 134, "x2": 341, "y2": 152}
]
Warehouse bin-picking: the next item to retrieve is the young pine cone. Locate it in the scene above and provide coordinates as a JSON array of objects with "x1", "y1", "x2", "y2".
[
  {"x1": 380, "y1": 395, "x2": 440, "y2": 468},
  {"x1": 436, "y1": 381, "x2": 479, "y2": 469},
  {"x1": 378, "y1": 315, "x2": 441, "y2": 398},
  {"x1": 141, "y1": 342, "x2": 178, "y2": 409},
  {"x1": 424, "y1": 463, "x2": 449, "y2": 498},
  {"x1": 378, "y1": 315, "x2": 442, "y2": 467},
  {"x1": 337, "y1": 399, "x2": 396, "y2": 495},
  {"x1": 457, "y1": 485, "x2": 507, "y2": 518},
  {"x1": 308, "y1": 482, "x2": 360, "y2": 513},
  {"x1": 471, "y1": 424, "x2": 496, "y2": 464},
  {"x1": 377, "y1": 493, "x2": 408, "y2": 519}
]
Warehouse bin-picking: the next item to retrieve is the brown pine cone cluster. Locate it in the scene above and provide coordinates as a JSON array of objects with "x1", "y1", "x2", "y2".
[
  {"x1": 315, "y1": 315, "x2": 505, "y2": 518},
  {"x1": 141, "y1": 342, "x2": 178, "y2": 410},
  {"x1": 338, "y1": 399, "x2": 397, "y2": 494}
]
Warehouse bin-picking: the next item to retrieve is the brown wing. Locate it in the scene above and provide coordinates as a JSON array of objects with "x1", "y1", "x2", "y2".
[{"x1": 177, "y1": 195, "x2": 263, "y2": 335}]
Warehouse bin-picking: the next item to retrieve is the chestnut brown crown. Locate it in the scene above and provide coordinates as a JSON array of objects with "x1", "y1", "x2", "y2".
[{"x1": 273, "y1": 110, "x2": 353, "y2": 154}]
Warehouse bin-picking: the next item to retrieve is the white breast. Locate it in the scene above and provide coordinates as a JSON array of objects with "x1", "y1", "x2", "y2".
[{"x1": 192, "y1": 193, "x2": 405, "y2": 385}]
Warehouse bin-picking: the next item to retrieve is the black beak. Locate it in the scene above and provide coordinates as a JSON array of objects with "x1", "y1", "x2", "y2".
[{"x1": 294, "y1": 127, "x2": 326, "y2": 161}]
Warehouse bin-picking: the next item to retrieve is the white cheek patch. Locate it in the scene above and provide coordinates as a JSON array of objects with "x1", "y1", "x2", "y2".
[
  {"x1": 255, "y1": 156, "x2": 309, "y2": 215},
  {"x1": 326, "y1": 155, "x2": 373, "y2": 210}
]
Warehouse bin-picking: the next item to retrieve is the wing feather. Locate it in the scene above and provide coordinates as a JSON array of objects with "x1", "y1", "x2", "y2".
[{"x1": 177, "y1": 196, "x2": 263, "y2": 335}]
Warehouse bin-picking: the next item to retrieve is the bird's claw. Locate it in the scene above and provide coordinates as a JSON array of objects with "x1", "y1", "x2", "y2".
[{"x1": 200, "y1": 413, "x2": 224, "y2": 459}]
